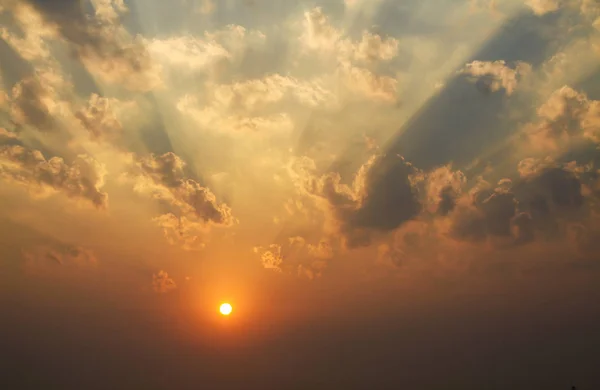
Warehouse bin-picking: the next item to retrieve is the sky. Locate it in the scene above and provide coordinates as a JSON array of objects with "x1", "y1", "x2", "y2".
[{"x1": 1, "y1": 0, "x2": 600, "y2": 389}]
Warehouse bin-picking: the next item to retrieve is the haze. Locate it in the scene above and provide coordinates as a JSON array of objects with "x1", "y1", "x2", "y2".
[{"x1": 1, "y1": 0, "x2": 599, "y2": 389}]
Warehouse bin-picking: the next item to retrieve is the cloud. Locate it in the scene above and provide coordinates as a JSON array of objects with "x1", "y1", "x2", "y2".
[
  {"x1": 525, "y1": 85, "x2": 600, "y2": 151},
  {"x1": 525, "y1": 0, "x2": 561, "y2": 15},
  {"x1": 411, "y1": 164, "x2": 467, "y2": 215},
  {"x1": 144, "y1": 25, "x2": 268, "y2": 86},
  {"x1": 300, "y1": 7, "x2": 341, "y2": 52},
  {"x1": 289, "y1": 154, "x2": 421, "y2": 248},
  {"x1": 301, "y1": 7, "x2": 399, "y2": 62},
  {"x1": 23, "y1": 244, "x2": 98, "y2": 267},
  {"x1": 128, "y1": 152, "x2": 235, "y2": 248},
  {"x1": 461, "y1": 60, "x2": 532, "y2": 95},
  {"x1": 152, "y1": 270, "x2": 176, "y2": 293},
  {"x1": 0, "y1": 144, "x2": 108, "y2": 208},
  {"x1": 253, "y1": 244, "x2": 284, "y2": 272},
  {"x1": 22, "y1": 0, "x2": 162, "y2": 91},
  {"x1": 338, "y1": 64, "x2": 398, "y2": 103},
  {"x1": 75, "y1": 93, "x2": 127, "y2": 142},
  {"x1": 377, "y1": 220, "x2": 432, "y2": 267},
  {"x1": 447, "y1": 183, "x2": 518, "y2": 242},
  {"x1": 386, "y1": 153, "x2": 600, "y2": 262},
  {"x1": 209, "y1": 75, "x2": 335, "y2": 111},
  {"x1": 253, "y1": 236, "x2": 332, "y2": 278},
  {"x1": 152, "y1": 213, "x2": 210, "y2": 251},
  {"x1": 177, "y1": 74, "x2": 337, "y2": 133},
  {"x1": 349, "y1": 31, "x2": 400, "y2": 63},
  {"x1": 0, "y1": 128, "x2": 20, "y2": 145},
  {"x1": 134, "y1": 152, "x2": 234, "y2": 225},
  {"x1": 297, "y1": 7, "x2": 399, "y2": 103},
  {"x1": 0, "y1": 2, "x2": 58, "y2": 62},
  {"x1": 9, "y1": 69, "x2": 69, "y2": 132},
  {"x1": 145, "y1": 35, "x2": 231, "y2": 74}
]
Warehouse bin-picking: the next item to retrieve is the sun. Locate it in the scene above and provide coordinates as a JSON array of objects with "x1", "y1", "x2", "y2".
[{"x1": 219, "y1": 303, "x2": 233, "y2": 316}]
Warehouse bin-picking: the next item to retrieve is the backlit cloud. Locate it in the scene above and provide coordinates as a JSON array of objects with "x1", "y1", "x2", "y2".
[
  {"x1": 152, "y1": 270, "x2": 177, "y2": 293},
  {"x1": 0, "y1": 143, "x2": 108, "y2": 208},
  {"x1": 461, "y1": 60, "x2": 532, "y2": 95}
]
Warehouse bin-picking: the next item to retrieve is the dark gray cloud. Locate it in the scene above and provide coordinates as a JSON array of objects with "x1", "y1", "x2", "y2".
[
  {"x1": 293, "y1": 153, "x2": 421, "y2": 248},
  {"x1": 348, "y1": 154, "x2": 420, "y2": 234},
  {"x1": 437, "y1": 185, "x2": 457, "y2": 216},
  {"x1": 442, "y1": 162, "x2": 592, "y2": 248},
  {"x1": 450, "y1": 188, "x2": 517, "y2": 241}
]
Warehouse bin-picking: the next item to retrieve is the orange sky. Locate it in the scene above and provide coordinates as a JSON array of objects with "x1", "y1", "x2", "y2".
[{"x1": 1, "y1": 0, "x2": 600, "y2": 389}]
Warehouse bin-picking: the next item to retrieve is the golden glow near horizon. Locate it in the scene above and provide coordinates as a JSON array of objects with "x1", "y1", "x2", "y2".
[{"x1": 219, "y1": 303, "x2": 233, "y2": 316}]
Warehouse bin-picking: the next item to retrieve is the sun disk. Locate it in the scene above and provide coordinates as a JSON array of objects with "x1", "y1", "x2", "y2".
[{"x1": 219, "y1": 303, "x2": 233, "y2": 316}]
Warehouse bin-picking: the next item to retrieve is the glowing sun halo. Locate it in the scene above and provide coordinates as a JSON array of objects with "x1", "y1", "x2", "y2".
[{"x1": 219, "y1": 303, "x2": 233, "y2": 316}]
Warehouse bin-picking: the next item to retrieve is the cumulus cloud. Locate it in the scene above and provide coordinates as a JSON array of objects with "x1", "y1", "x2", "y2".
[
  {"x1": 298, "y1": 7, "x2": 399, "y2": 103},
  {"x1": 21, "y1": 0, "x2": 162, "y2": 91},
  {"x1": 253, "y1": 236, "x2": 332, "y2": 278},
  {"x1": 0, "y1": 144, "x2": 108, "y2": 208},
  {"x1": 253, "y1": 244, "x2": 284, "y2": 272},
  {"x1": 152, "y1": 214, "x2": 210, "y2": 251},
  {"x1": 383, "y1": 153, "x2": 600, "y2": 263},
  {"x1": 526, "y1": 85, "x2": 600, "y2": 151},
  {"x1": 129, "y1": 152, "x2": 235, "y2": 248},
  {"x1": 301, "y1": 7, "x2": 399, "y2": 62},
  {"x1": 461, "y1": 60, "x2": 532, "y2": 95},
  {"x1": 152, "y1": 270, "x2": 176, "y2": 293},
  {"x1": 9, "y1": 69, "x2": 70, "y2": 132},
  {"x1": 338, "y1": 64, "x2": 398, "y2": 103},
  {"x1": 134, "y1": 153, "x2": 233, "y2": 224},
  {"x1": 411, "y1": 164, "x2": 467, "y2": 215},
  {"x1": 448, "y1": 184, "x2": 518, "y2": 242},
  {"x1": 0, "y1": 128, "x2": 20, "y2": 145},
  {"x1": 0, "y1": 2, "x2": 58, "y2": 62},
  {"x1": 289, "y1": 154, "x2": 421, "y2": 248},
  {"x1": 349, "y1": 31, "x2": 400, "y2": 63},
  {"x1": 75, "y1": 93, "x2": 126, "y2": 142}
]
